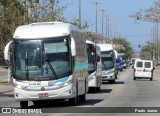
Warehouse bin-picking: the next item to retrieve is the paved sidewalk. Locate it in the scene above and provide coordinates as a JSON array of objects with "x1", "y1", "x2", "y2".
[
  {"x1": 0, "y1": 67, "x2": 13, "y2": 94},
  {"x1": 0, "y1": 83, "x2": 13, "y2": 94}
]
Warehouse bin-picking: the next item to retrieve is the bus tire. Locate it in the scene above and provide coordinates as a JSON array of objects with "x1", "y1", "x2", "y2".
[
  {"x1": 97, "y1": 86, "x2": 101, "y2": 91},
  {"x1": 109, "y1": 80, "x2": 115, "y2": 84},
  {"x1": 150, "y1": 78, "x2": 153, "y2": 81},
  {"x1": 112, "y1": 79, "x2": 115, "y2": 84},
  {"x1": 115, "y1": 74, "x2": 117, "y2": 79},
  {"x1": 133, "y1": 76, "x2": 136, "y2": 80},
  {"x1": 20, "y1": 101, "x2": 28, "y2": 109}
]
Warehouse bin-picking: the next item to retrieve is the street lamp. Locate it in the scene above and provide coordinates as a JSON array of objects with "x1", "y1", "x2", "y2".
[
  {"x1": 93, "y1": 2, "x2": 102, "y2": 34},
  {"x1": 104, "y1": 14, "x2": 109, "y2": 43},
  {"x1": 100, "y1": 9, "x2": 106, "y2": 42},
  {"x1": 79, "y1": 0, "x2": 81, "y2": 28},
  {"x1": 114, "y1": 25, "x2": 118, "y2": 38},
  {"x1": 107, "y1": 17, "x2": 110, "y2": 41}
]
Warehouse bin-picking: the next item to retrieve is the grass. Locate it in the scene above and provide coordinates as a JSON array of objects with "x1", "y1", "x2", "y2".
[
  {"x1": 156, "y1": 65, "x2": 160, "y2": 70},
  {"x1": 0, "y1": 67, "x2": 8, "y2": 72},
  {"x1": 0, "y1": 82, "x2": 11, "y2": 85}
]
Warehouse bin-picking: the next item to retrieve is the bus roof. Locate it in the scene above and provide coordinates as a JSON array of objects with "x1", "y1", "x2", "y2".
[
  {"x1": 13, "y1": 22, "x2": 79, "y2": 39},
  {"x1": 96, "y1": 44, "x2": 113, "y2": 51},
  {"x1": 86, "y1": 40, "x2": 95, "y2": 45}
]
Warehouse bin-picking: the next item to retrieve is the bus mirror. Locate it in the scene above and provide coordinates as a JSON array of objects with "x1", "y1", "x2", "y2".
[
  {"x1": 153, "y1": 67, "x2": 155, "y2": 70},
  {"x1": 97, "y1": 56, "x2": 100, "y2": 62},
  {"x1": 71, "y1": 38, "x2": 76, "y2": 56},
  {"x1": 113, "y1": 50, "x2": 118, "y2": 59},
  {"x1": 4, "y1": 41, "x2": 12, "y2": 62}
]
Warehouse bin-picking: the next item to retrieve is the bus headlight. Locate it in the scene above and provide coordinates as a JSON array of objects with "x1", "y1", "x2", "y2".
[
  {"x1": 64, "y1": 79, "x2": 73, "y2": 86},
  {"x1": 13, "y1": 83, "x2": 26, "y2": 89}
]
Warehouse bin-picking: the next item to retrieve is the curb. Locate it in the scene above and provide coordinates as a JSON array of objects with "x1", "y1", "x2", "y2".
[
  {"x1": 0, "y1": 82, "x2": 13, "y2": 94},
  {"x1": 0, "y1": 89, "x2": 13, "y2": 94}
]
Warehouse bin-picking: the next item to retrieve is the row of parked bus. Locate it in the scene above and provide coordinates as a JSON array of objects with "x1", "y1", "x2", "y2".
[
  {"x1": 4, "y1": 22, "x2": 123, "y2": 108},
  {"x1": 116, "y1": 53, "x2": 131, "y2": 73}
]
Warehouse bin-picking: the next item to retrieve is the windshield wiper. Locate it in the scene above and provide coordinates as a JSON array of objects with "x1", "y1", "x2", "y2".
[
  {"x1": 45, "y1": 58, "x2": 58, "y2": 79},
  {"x1": 102, "y1": 61, "x2": 108, "y2": 70}
]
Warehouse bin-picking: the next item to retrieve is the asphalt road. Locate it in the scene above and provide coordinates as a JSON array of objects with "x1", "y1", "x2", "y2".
[{"x1": 0, "y1": 67, "x2": 160, "y2": 116}]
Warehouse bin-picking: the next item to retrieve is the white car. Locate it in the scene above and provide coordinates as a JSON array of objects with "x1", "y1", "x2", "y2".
[{"x1": 132, "y1": 59, "x2": 155, "y2": 81}]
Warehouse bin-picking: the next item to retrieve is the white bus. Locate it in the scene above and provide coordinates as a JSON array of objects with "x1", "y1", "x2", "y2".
[
  {"x1": 97, "y1": 44, "x2": 117, "y2": 83},
  {"x1": 4, "y1": 22, "x2": 88, "y2": 108},
  {"x1": 86, "y1": 40, "x2": 102, "y2": 92}
]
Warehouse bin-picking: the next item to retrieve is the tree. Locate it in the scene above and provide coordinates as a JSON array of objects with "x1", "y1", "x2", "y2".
[
  {"x1": 112, "y1": 38, "x2": 134, "y2": 57},
  {"x1": 0, "y1": 0, "x2": 67, "y2": 59},
  {"x1": 69, "y1": 17, "x2": 89, "y2": 30},
  {"x1": 140, "y1": 41, "x2": 153, "y2": 60},
  {"x1": 0, "y1": 0, "x2": 26, "y2": 58},
  {"x1": 129, "y1": 0, "x2": 160, "y2": 23},
  {"x1": 129, "y1": 0, "x2": 160, "y2": 62}
]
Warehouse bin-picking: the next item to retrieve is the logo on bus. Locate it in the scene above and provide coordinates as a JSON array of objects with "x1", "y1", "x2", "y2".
[
  {"x1": 41, "y1": 87, "x2": 45, "y2": 91},
  {"x1": 48, "y1": 81, "x2": 56, "y2": 86}
]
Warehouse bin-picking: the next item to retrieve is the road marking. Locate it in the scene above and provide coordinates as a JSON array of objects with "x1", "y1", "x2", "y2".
[{"x1": 108, "y1": 84, "x2": 118, "y2": 97}]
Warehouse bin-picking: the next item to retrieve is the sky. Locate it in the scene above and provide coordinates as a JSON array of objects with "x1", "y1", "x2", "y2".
[{"x1": 62, "y1": 0, "x2": 156, "y2": 52}]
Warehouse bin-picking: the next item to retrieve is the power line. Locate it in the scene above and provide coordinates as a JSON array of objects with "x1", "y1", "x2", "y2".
[{"x1": 124, "y1": 34, "x2": 150, "y2": 37}]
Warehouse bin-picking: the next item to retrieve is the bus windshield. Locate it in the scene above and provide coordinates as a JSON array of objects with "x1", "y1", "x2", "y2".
[
  {"x1": 101, "y1": 51, "x2": 114, "y2": 70},
  {"x1": 13, "y1": 36, "x2": 71, "y2": 81},
  {"x1": 87, "y1": 43, "x2": 96, "y2": 74},
  {"x1": 88, "y1": 50, "x2": 96, "y2": 74}
]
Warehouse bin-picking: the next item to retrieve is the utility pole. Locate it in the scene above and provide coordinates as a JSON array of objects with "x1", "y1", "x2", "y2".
[
  {"x1": 50, "y1": 0, "x2": 55, "y2": 21},
  {"x1": 105, "y1": 14, "x2": 109, "y2": 43},
  {"x1": 100, "y1": 9, "x2": 106, "y2": 43},
  {"x1": 79, "y1": 0, "x2": 81, "y2": 28},
  {"x1": 93, "y1": 2, "x2": 102, "y2": 34},
  {"x1": 107, "y1": 17, "x2": 110, "y2": 43}
]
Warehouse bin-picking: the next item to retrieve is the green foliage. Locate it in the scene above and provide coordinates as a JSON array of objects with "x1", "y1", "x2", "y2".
[
  {"x1": 0, "y1": 0, "x2": 26, "y2": 58},
  {"x1": 69, "y1": 17, "x2": 89, "y2": 30},
  {"x1": 0, "y1": 0, "x2": 91, "y2": 59},
  {"x1": 112, "y1": 38, "x2": 134, "y2": 57},
  {"x1": 129, "y1": 0, "x2": 160, "y2": 22},
  {"x1": 0, "y1": 0, "x2": 68, "y2": 58}
]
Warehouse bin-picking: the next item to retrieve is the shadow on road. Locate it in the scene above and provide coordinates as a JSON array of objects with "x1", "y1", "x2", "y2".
[
  {"x1": 102, "y1": 81, "x2": 124, "y2": 85},
  {"x1": 29, "y1": 98, "x2": 103, "y2": 108},
  {"x1": 88, "y1": 88, "x2": 112, "y2": 94},
  {"x1": 77, "y1": 99, "x2": 103, "y2": 106},
  {"x1": 114, "y1": 81, "x2": 125, "y2": 84},
  {"x1": 0, "y1": 93, "x2": 14, "y2": 97},
  {"x1": 134, "y1": 79, "x2": 157, "y2": 81}
]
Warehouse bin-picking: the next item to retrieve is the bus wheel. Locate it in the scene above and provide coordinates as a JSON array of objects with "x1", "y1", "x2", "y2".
[
  {"x1": 20, "y1": 101, "x2": 28, "y2": 109},
  {"x1": 109, "y1": 80, "x2": 115, "y2": 84},
  {"x1": 79, "y1": 93, "x2": 86, "y2": 103},
  {"x1": 150, "y1": 78, "x2": 153, "y2": 81},
  {"x1": 133, "y1": 76, "x2": 136, "y2": 80},
  {"x1": 97, "y1": 87, "x2": 101, "y2": 92},
  {"x1": 69, "y1": 96, "x2": 78, "y2": 105},
  {"x1": 32, "y1": 101, "x2": 41, "y2": 106},
  {"x1": 93, "y1": 87, "x2": 97, "y2": 93},
  {"x1": 115, "y1": 75, "x2": 117, "y2": 79}
]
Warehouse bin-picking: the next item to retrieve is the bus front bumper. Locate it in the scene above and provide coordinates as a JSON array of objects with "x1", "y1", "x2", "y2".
[
  {"x1": 14, "y1": 84, "x2": 74, "y2": 102},
  {"x1": 102, "y1": 72, "x2": 115, "y2": 81}
]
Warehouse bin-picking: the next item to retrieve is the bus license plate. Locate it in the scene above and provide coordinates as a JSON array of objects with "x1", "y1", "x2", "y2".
[{"x1": 38, "y1": 93, "x2": 49, "y2": 98}]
